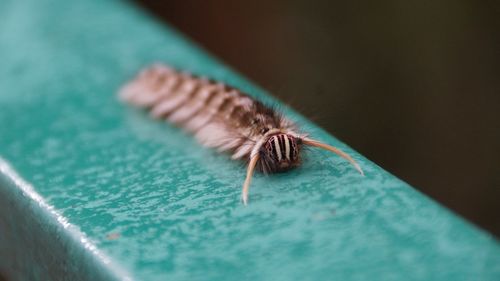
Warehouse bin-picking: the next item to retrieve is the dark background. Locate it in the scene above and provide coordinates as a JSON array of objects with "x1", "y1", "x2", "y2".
[{"x1": 134, "y1": 0, "x2": 499, "y2": 236}]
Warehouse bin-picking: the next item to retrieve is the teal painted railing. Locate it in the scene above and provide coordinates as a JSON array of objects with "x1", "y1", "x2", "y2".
[{"x1": 0, "y1": 0, "x2": 499, "y2": 280}]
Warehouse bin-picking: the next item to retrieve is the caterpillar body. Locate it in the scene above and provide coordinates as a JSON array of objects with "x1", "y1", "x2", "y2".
[{"x1": 120, "y1": 64, "x2": 363, "y2": 204}]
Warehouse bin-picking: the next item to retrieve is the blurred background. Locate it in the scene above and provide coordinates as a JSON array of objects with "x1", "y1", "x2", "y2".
[{"x1": 134, "y1": 0, "x2": 499, "y2": 236}]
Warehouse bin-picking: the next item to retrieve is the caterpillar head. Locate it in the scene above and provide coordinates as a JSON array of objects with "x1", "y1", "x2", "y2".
[
  {"x1": 260, "y1": 133, "x2": 301, "y2": 173},
  {"x1": 241, "y1": 134, "x2": 364, "y2": 205}
]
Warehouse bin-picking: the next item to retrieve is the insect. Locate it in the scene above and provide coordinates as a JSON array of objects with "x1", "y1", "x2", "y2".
[{"x1": 119, "y1": 64, "x2": 363, "y2": 204}]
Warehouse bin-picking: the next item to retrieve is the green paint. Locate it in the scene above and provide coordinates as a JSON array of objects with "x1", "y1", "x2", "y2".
[{"x1": 0, "y1": 0, "x2": 498, "y2": 280}]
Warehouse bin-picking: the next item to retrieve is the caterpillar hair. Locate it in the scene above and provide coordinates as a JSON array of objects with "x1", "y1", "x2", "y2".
[{"x1": 119, "y1": 64, "x2": 363, "y2": 205}]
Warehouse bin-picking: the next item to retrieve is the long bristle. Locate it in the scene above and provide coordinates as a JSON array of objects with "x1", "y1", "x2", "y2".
[
  {"x1": 241, "y1": 154, "x2": 260, "y2": 205},
  {"x1": 302, "y1": 138, "x2": 364, "y2": 176}
]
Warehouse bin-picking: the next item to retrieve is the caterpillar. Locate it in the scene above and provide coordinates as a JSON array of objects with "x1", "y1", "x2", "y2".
[{"x1": 119, "y1": 64, "x2": 363, "y2": 204}]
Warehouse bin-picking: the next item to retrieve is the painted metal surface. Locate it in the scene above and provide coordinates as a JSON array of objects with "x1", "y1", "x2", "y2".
[{"x1": 0, "y1": 0, "x2": 499, "y2": 280}]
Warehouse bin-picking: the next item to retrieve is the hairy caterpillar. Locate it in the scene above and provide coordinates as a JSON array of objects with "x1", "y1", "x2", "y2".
[{"x1": 119, "y1": 64, "x2": 363, "y2": 204}]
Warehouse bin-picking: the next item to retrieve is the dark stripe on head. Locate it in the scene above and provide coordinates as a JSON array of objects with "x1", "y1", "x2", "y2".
[
  {"x1": 289, "y1": 136, "x2": 296, "y2": 160},
  {"x1": 270, "y1": 136, "x2": 278, "y2": 161},
  {"x1": 278, "y1": 135, "x2": 285, "y2": 155}
]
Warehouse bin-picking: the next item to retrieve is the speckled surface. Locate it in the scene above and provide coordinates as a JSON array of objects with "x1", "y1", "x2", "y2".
[{"x1": 0, "y1": 0, "x2": 499, "y2": 280}]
